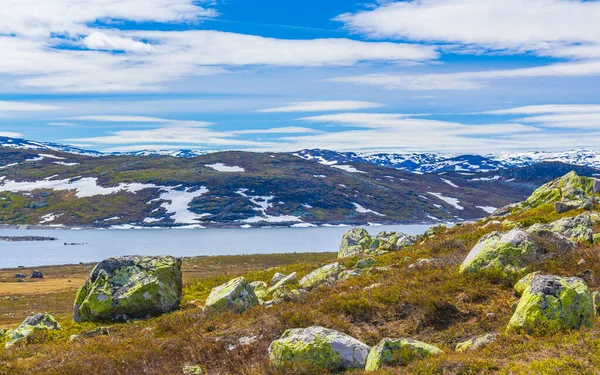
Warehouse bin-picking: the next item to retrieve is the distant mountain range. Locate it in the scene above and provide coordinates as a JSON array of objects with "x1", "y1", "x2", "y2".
[
  {"x1": 3, "y1": 136, "x2": 600, "y2": 174},
  {"x1": 0, "y1": 136, "x2": 599, "y2": 228}
]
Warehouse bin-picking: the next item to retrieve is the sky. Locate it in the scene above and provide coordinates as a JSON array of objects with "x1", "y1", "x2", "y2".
[{"x1": 1, "y1": 0, "x2": 600, "y2": 154}]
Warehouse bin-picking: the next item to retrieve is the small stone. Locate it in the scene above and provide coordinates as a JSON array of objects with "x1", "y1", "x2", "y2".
[
  {"x1": 182, "y1": 365, "x2": 205, "y2": 375},
  {"x1": 455, "y1": 333, "x2": 497, "y2": 352}
]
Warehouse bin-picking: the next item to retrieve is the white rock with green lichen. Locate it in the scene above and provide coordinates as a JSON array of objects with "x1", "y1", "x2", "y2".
[
  {"x1": 365, "y1": 338, "x2": 443, "y2": 371},
  {"x1": 4, "y1": 313, "x2": 61, "y2": 349},
  {"x1": 182, "y1": 364, "x2": 205, "y2": 374},
  {"x1": 507, "y1": 275, "x2": 594, "y2": 334},
  {"x1": 266, "y1": 272, "x2": 297, "y2": 295},
  {"x1": 527, "y1": 213, "x2": 593, "y2": 243},
  {"x1": 593, "y1": 291, "x2": 600, "y2": 314},
  {"x1": 514, "y1": 272, "x2": 541, "y2": 297},
  {"x1": 268, "y1": 326, "x2": 369, "y2": 370},
  {"x1": 459, "y1": 228, "x2": 538, "y2": 276},
  {"x1": 73, "y1": 255, "x2": 182, "y2": 323},
  {"x1": 338, "y1": 228, "x2": 372, "y2": 258},
  {"x1": 338, "y1": 228, "x2": 414, "y2": 259},
  {"x1": 269, "y1": 273, "x2": 287, "y2": 286},
  {"x1": 455, "y1": 333, "x2": 497, "y2": 352},
  {"x1": 249, "y1": 281, "x2": 268, "y2": 301},
  {"x1": 272, "y1": 288, "x2": 308, "y2": 303},
  {"x1": 339, "y1": 269, "x2": 362, "y2": 281},
  {"x1": 299, "y1": 263, "x2": 345, "y2": 290},
  {"x1": 355, "y1": 258, "x2": 376, "y2": 270},
  {"x1": 204, "y1": 277, "x2": 259, "y2": 313}
]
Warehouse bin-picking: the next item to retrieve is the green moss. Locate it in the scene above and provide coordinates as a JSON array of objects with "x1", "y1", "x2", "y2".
[{"x1": 365, "y1": 338, "x2": 443, "y2": 371}]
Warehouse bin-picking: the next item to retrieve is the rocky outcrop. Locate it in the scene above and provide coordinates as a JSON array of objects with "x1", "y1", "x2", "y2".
[
  {"x1": 459, "y1": 228, "x2": 539, "y2": 275},
  {"x1": 3, "y1": 313, "x2": 61, "y2": 348},
  {"x1": 204, "y1": 277, "x2": 259, "y2": 313},
  {"x1": 338, "y1": 228, "x2": 414, "y2": 258},
  {"x1": 527, "y1": 213, "x2": 594, "y2": 243},
  {"x1": 268, "y1": 326, "x2": 369, "y2": 371},
  {"x1": 507, "y1": 275, "x2": 594, "y2": 334},
  {"x1": 249, "y1": 281, "x2": 268, "y2": 301},
  {"x1": 73, "y1": 255, "x2": 182, "y2": 323},
  {"x1": 514, "y1": 271, "x2": 541, "y2": 296},
  {"x1": 299, "y1": 263, "x2": 345, "y2": 290},
  {"x1": 365, "y1": 338, "x2": 443, "y2": 371},
  {"x1": 455, "y1": 333, "x2": 497, "y2": 352}
]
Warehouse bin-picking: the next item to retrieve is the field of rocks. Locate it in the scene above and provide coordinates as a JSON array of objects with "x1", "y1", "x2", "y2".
[{"x1": 2, "y1": 171, "x2": 600, "y2": 374}]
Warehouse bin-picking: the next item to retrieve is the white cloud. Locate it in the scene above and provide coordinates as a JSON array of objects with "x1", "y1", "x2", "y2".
[
  {"x1": 69, "y1": 115, "x2": 212, "y2": 127},
  {"x1": 0, "y1": 132, "x2": 23, "y2": 138},
  {"x1": 257, "y1": 100, "x2": 384, "y2": 113},
  {"x1": 328, "y1": 60, "x2": 600, "y2": 91},
  {"x1": 47, "y1": 122, "x2": 78, "y2": 127},
  {"x1": 229, "y1": 127, "x2": 321, "y2": 135},
  {"x1": 337, "y1": 0, "x2": 600, "y2": 55},
  {"x1": 0, "y1": 101, "x2": 60, "y2": 111},
  {"x1": 82, "y1": 32, "x2": 154, "y2": 53},
  {"x1": 483, "y1": 104, "x2": 600, "y2": 115},
  {"x1": 483, "y1": 104, "x2": 600, "y2": 129}
]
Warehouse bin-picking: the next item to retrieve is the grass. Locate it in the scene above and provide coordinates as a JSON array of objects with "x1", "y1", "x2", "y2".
[{"x1": 1, "y1": 209, "x2": 600, "y2": 374}]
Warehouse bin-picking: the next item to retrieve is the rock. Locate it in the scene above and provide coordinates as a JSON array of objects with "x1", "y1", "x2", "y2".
[
  {"x1": 73, "y1": 255, "x2": 182, "y2": 323},
  {"x1": 299, "y1": 263, "x2": 345, "y2": 290},
  {"x1": 514, "y1": 271, "x2": 541, "y2": 296},
  {"x1": 482, "y1": 220, "x2": 502, "y2": 228},
  {"x1": 4, "y1": 313, "x2": 61, "y2": 348},
  {"x1": 593, "y1": 291, "x2": 600, "y2": 315},
  {"x1": 30, "y1": 270, "x2": 43, "y2": 279},
  {"x1": 507, "y1": 275, "x2": 594, "y2": 334},
  {"x1": 266, "y1": 272, "x2": 297, "y2": 295},
  {"x1": 526, "y1": 171, "x2": 598, "y2": 213},
  {"x1": 182, "y1": 365, "x2": 205, "y2": 374},
  {"x1": 594, "y1": 234, "x2": 600, "y2": 244},
  {"x1": 492, "y1": 203, "x2": 521, "y2": 217},
  {"x1": 272, "y1": 288, "x2": 308, "y2": 303},
  {"x1": 338, "y1": 228, "x2": 372, "y2": 258},
  {"x1": 270, "y1": 273, "x2": 287, "y2": 286},
  {"x1": 528, "y1": 213, "x2": 593, "y2": 243},
  {"x1": 13, "y1": 273, "x2": 26, "y2": 279},
  {"x1": 455, "y1": 333, "x2": 497, "y2": 352},
  {"x1": 459, "y1": 228, "x2": 538, "y2": 275},
  {"x1": 204, "y1": 277, "x2": 259, "y2": 313},
  {"x1": 408, "y1": 258, "x2": 438, "y2": 269},
  {"x1": 268, "y1": 326, "x2": 369, "y2": 371},
  {"x1": 338, "y1": 269, "x2": 362, "y2": 281},
  {"x1": 249, "y1": 281, "x2": 268, "y2": 301},
  {"x1": 69, "y1": 326, "x2": 113, "y2": 342},
  {"x1": 365, "y1": 338, "x2": 443, "y2": 371},
  {"x1": 354, "y1": 258, "x2": 376, "y2": 270},
  {"x1": 364, "y1": 283, "x2": 381, "y2": 291},
  {"x1": 371, "y1": 232, "x2": 415, "y2": 253}
]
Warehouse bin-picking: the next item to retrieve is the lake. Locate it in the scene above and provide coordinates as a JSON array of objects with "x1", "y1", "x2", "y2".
[{"x1": 0, "y1": 224, "x2": 433, "y2": 268}]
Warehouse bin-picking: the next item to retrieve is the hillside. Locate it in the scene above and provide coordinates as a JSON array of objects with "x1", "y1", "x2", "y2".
[
  {"x1": 1, "y1": 139, "x2": 599, "y2": 228},
  {"x1": 1, "y1": 171, "x2": 600, "y2": 374}
]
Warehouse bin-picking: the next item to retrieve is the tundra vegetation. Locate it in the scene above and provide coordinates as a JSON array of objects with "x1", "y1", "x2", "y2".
[{"x1": 2, "y1": 171, "x2": 600, "y2": 374}]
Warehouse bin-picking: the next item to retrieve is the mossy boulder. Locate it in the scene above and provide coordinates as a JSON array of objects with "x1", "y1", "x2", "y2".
[
  {"x1": 365, "y1": 338, "x2": 443, "y2": 371},
  {"x1": 526, "y1": 171, "x2": 598, "y2": 213},
  {"x1": 270, "y1": 273, "x2": 287, "y2": 286},
  {"x1": 204, "y1": 277, "x2": 259, "y2": 313},
  {"x1": 507, "y1": 275, "x2": 594, "y2": 334},
  {"x1": 4, "y1": 313, "x2": 61, "y2": 348},
  {"x1": 355, "y1": 258, "x2": 376, "y2": 270},
  {"x1": 370, "y1": 231, "x2": 415, "y2": 253},
  {"x1": 272, "y1": 287, "x2": 308, "y2": 303},
  {"x1": 268, "y1": 326, "x2": 370, "y2": 371},
  {"x1": 459, "y1": 228, "x2": 538, "y2": 275},
  {"x1": 527, "y1": 213, "x2": 593, "y2": 243},
  {"x1": 249, "y1": 281, "x2": 268, "y2": 301},
  {"x1": 338, "y1": 228, "x2": 372, "y2": 258},
  {"x1": 593, "y1": 291, "x2": 600, "y2": 314},
  {"x1": 514, "y1": 271, "x2": 541, "y2": 296},
  {"x1": 339, "y1": 269, "x2": 363, "y2": 281},
  {"x1": 73, "y1": 255, "x2": 182, "y2": 323},
  {"x1": 299, "y1": 263, "x2": 345, "y2": 290},
  {"x1": 266, "y1": 272, "x2": 297, "y2": 296},
  {"x1": 455, "y1": 333, "x2": 497, "y2": 352}
]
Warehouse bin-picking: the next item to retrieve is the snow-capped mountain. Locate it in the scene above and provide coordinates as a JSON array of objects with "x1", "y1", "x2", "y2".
[{"x1": 0, "y1": 136, "x2": 103, "y2": 157}]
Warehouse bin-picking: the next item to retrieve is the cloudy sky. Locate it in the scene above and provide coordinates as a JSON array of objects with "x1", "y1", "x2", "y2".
[{"x1": 1, "y1": 0, "x2": 600, "y2": 154}]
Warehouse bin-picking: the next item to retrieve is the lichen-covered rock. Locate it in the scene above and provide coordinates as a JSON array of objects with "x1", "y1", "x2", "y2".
[
  {"x1": 339, "y1": 269, "x2": 362, "y2": 281},
  {"x1": 525, "y1": 171, "x2": 598, "y2": 213},
  {"x1": 408, "y1": 258, "x2": 438, "y2": 270},
  {"x1": 204, "y1": 277, "x2": 259, "y2": 313},
  {"x1": 266, "y1": 272, "x2": 297, "y2": 295},
  {"x1": 370, "y1": 232, "x2": 415, "y2": 253},
  {"x1": 527, "y1": 213, "x2": 593, "y2": 243},
  {"x1": 249, "y1": 281, "x2": 268, "y2": 301},
  {"x1": 73, "y1": 255, "x2": 182, "y2": 323},
  {"x1": 338, "y1": 228, "x2": 372, "y2": 258},
  {"x1": 459, "y1": 228, "x2": 538, "y2": 275},
  {"x1": 593, "y1": 291, "x2": 600, "y2": 315},
  {"x1": 507, "y1": 275, "x2": 594, "y2": 334},
  {"x1": 593, "y1": 234, "x2": 600, "y2": 244},
  {"x1": 270, "y1": 273, "x2": 287, "y2": 286},
  {"x1": 272, "y1": 288, "x2": 308, "y2": 303},
  {"x1": 268, "y1": 326, "x2": 369, "y2": 371},
  {"x1": 69, "y1": 326, "x2": 113, "y2": 342},
  {"x1": 365, "y1": 338, "x2": 443, "y2": 371},
  {"x1": 355, "y1": 258, "x2": 376, "y2": 270},
  {"x1": 4, "y1": 313, "x2": 61, "y2": 348},
  {"x1": 299, "y1": 263, "x2": 345, "y2": 290},
  {"x1": 514, "y1": 271, "x2": 541, "y2": 296},
  {"x1": 182, "y1": 364, "x2": 205, "y2": 374},
  {"x1": 455, "y1": 333, "x2": 497, "y2": 352}
]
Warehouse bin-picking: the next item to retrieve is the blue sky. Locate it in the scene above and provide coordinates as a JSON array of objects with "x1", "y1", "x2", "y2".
[{"x1": 1, "y1": 0, "x2": 600, "y2": 154}]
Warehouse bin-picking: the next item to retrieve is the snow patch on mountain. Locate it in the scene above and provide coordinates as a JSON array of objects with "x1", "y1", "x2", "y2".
[
  {"x1": 205, "y1": 163, "x2": 245, "y2": 172},
  {"x1": 352, "y1": 203, "x2": 385, "y2": 216},
  {"x1": 427, "y1": 192, "x2": 464, "y2": 210}
]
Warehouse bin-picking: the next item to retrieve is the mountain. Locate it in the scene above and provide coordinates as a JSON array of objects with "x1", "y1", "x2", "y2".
[{"x1": 1, "y1": 139, "x2": 599, "y2": 228}]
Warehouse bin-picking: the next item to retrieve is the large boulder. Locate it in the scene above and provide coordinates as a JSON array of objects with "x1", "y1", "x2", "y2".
[
  {"x1": 370, "y1": 232, "x2": 415, "y2": 253},
  {"x1": 514, "y1": 271, "x2": 541, "y2": 296},
  {"x1": 365, "y1": 338, "x2": 443, "y2": 371},
  {"x1": 507, "y1": 275, "x2": 594, "y2": 334},
  {"x1": 204, "y1": 277, "x2": 259, "y2": 313},
  {"x1": 299, "y1": 263, "x2": 345, "y2": 290},
  {"x1": 459, "y1": 228, "x2": 538, "y2": 275},
  {"x1": 527, "y1": 213, "x2": 593, "y2": 243},
  {"x1": 249, "y1": 281, "x2": 268, "y2": 301},
  {"x1": 338, "y1": 228, "x2": 372, "y2": 258},
  {"x1": 4, "y1": 313, "x2": 61, "y2": 348},
  {"x1": 73, "y1": 255, "x2": 182, "y2": 323},
  {"x1": 526, "y1": 171, "x2": 598, "y2": 213},
  {"x1": 268, "y1": 326, "x2": 369, "y2": 371}
]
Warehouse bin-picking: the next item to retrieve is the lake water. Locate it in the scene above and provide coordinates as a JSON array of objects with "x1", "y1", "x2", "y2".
[{"x1": 0, "y1": 224, "x2": 433, "y2": 268}]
